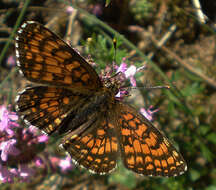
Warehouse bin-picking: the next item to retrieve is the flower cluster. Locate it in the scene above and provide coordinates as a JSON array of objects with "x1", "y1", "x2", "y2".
[{"x1": 0, "y1": 105, "x2": 73, "y2": 183}]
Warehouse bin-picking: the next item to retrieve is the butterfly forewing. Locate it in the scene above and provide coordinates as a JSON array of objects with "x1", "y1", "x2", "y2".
[
  {"x1": 16, "y1": 86, "x2": 93, "y2": 135},
  {"x1": 15, "y1": 21, "x2": 102, "y2": 90}
]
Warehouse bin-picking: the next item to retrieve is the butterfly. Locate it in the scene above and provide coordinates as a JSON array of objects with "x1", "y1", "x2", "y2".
[{"x1": 15, "y1": 21, "x2": 187, "y2": 176}]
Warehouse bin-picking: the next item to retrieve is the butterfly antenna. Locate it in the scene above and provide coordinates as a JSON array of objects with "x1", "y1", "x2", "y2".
[{"x1": 121, "y1": 85, "x2": 170, "y2": 91}]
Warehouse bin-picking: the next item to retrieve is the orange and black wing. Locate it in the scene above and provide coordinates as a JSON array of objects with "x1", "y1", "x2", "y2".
[
  {"x1": 15, "y1": 21, "x2": 102, "y2": 89},
  {"x1": 62, "y1": 115, "x2": 119, "y2": 174},
  {"x1": 16, "y1": 86, "x2": 92, "y2": 135},
  {"x1": 116, "y1": 103, "x2": 187, "y2": 177}
]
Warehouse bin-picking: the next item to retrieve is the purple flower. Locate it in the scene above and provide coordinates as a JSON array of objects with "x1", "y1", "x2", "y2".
[
  {"x1": 18, "y1": 164, "x2": 35, "y2": 181},
  {"x1": 140, "y1": 106, "x2": 159, "y2": 121},
  {"x1": 58, "y1": 155, "x2": 73, "y2": 172},
  {"x1": 0, "y1": 139, "x2": 20, "y2": 161},
  {"x1": 0, "y1": 164, "x2": 18, "y2": 183},
  {"x1": 66, "y1": 6, "x2": 74, "y2": 14},
  {"x1": 6, "y1": 55, "x2": 16, "y2": 67},
  {"x1": 0, "y1": 105, "x2": 18, "y2": 136}
]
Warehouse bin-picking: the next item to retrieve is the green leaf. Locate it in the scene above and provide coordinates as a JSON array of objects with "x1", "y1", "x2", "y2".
[
  {"x1": 189, "y1": 169, "x2": 201, "y2": 181},
  {"x1": 207, "y1": 133, "x2": 216, "y2": 144}
]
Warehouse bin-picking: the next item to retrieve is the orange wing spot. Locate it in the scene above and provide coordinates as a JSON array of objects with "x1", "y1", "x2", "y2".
[
  {"x1": 49, "y1": 101, "x2": 58, "y2": 106},
  {"x1": 151, "y1": 149, "x2": 158, "y2": 156},
  {"x1": 81, "y1": 73, "x2": 90, "y2": 83},
  {"x1": 35, "y1": 33, "x2": 45, "y2": 40},
  {"x1": 141, "y1": 144, "x2": 150, "y2": 154},
  {"x1": 156, "y1": 147, "x2": 163, "y2": 156},
  {"x1": 146, "y1": 164, "x2": 154, "y2": 170},
  {"x1": 95, "y1": 138, "x2": 102, "y2": 147},
  {"x1": 47, "y1": 40, "x2": 59, "y2": 49},
  {"x1": 110, "y1": 161, "x2": 115, "y2": 165},
  {"x1": 31, "y1": 71, "x2": 40, "y2": 79},
  {"x1": 54, "y1": 118, "x2": 61, "y2": 125},
  {"x1": 105, "y1": 140, "x2": 111, "y2": 152},
  {"x1": 127, "y1": 155, "x2": 135, "y2": 165},
  {"x1": 80, "y1": 136, "x2": 90, "y2": 144},
  {"x1": 149, "y1": 132, "x2": 157, "y2": 146},
  {"x1": 124, "y1": 145, "x2": 134, "y2": 154},
  {"x1": 87, "y1": 156, "x2": 93, "y2": 162},
  {"x1": 164, "y1": 169, "x2": 168, "y2": 173},
  {"x1": 47, "y1": 124, "x2": 54, "y2": 131},
  {"x1": 75, "y1": 144, "x2": 80, "y2": 149},
  {"x1": 98, "y1": 146, "x2": 105, "y2": 155},
  {"x1": 81, "y1": 149, "x2": 88, "y2": 154},
  {"x1": 123, "y1": 113, "x2": 134, "y2": 120},
  {"x1": 167, "y1": 156, "x2": 174, "y2": 165},
  {"x1": 73, "y1": 70, "x2": 82, "y2": 78},
  {"x1": 154, "y1": 159, "x2": 161, "y2": 167},
  {"x1": 128, "y1": 121, "x2": 136, "y2": 128},
  {"x1": 111, "y1": 140, "x2": 118, "y2": 152},
  {"x1": 42, "y1": 73, "x2": 53, "y2": 81},
  {"x1": 137, "y1": 167, "x2": 144, "y2": 171},
  {"x1": 108, "y1": 123, "x2": 114, "y2": 128},
  {"x1": 31, "y1": 46, "x2": 40, "y2": 54},
  {"x1": 64, "y1": 76, "x2": 72, "y2": 84},
  {"x1": 65, "y1": 62, "x2": 80, "y2": 71},
  {"x1": 46, "y1": 106, "x2": 56, "y2": 112},
  {"x1": 104, "y1": 157, "x2": 109, "y2": 161},
  {"x1": 31, "y1": 107, "x2": 37, "y2": 112},
  {"x1": 29, "y1": 39, "x2": 39, "y2": 46},
  {"x1": 56, "y1": 39, "x2": 65, "y2": 46},
  {"x1": 136, "y1": 156, "x2": 143, "y2": 164},
  {"x1": 172, "y1": 150, "x2": 179, "y2": 158},
  {"x1": 102, "y1": 163, "x2": 108, "y2": 168},
  {"x1": 45, "y1": 57, "x2": 58, "y2": 66},
  {"x1": 134, "y1": 118, "x2": 141, "y2": 124},
  {"x1": 128, "y1": 137, "x2": 133, "y2": 145},
  {"x1": 121, "y1": 128, "x2": 130, "y2": 136},
  {"x1": 170, "y1": 166, "x2": 176, "y2": 171},
  {"x1": 46, "y1": 65, "x2": 62, "y2": 74},
  {"x1": 160, "y1": 142, "x2": 168, "y2": 153},
  {"x1": 176, "y1": 161, "x2": 181, "y2": 166},
  {"x1": 43, "y1": 51, "x2": 52, "y2": 58},
  {"x1": 40, "y1": 103, "x2": 48, "y2": 109},
  {"x1": 95, "y1": 159, "x2": 101, "y2": 163},
  {"x1": 63, "y1": 97, "x2": 69, "y2": 105},
  {"x1": 44, "y1": 44, "x2": 55, "y2": 52},
  {"x1": 145, "y1": 155, "x2": 153, "y2": 163},
  {"x1": 97, "y1": 129, "x2": 105, "y2": 136},
  {"x1": 54, "y1": 55, "x2": 64, "y2": 63},
  {"x1": 91, "y1": 147, "x2": 98, "y2": 154},
  {"x1": 52, "y1": 110, "x2": 59, "y2": 117},
  {"x1": 56, "y1": 51, "x2": 71, "y2": 59},
  {"x1": 44, "y1": 92, "x2": 55, "y2": 97},
  {"x1": 133, "y1": 139, "x2": 141, "y2": 153},
  {"x1": 26, "y1": 51, "x2": 33, "y2": 59},
  {"x1": 161, "y1": 160, "x2": 168, "y2": 168},
  {"x1": 135, "y1": 124, "x2": 147, "y2": 135},
  {"x1": 30, "y1": 101, "x2": 35, "y2": 105},
  {"x1": 35, "y1": 54, "x2": 43, "y2": 63},
  {"x1": 156, "y1": 168, "x2": 162, "y2": 172}
]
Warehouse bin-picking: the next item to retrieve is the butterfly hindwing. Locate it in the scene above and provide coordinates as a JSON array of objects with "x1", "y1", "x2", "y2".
[
  {"x1": 115, "y1": 103, "x2": 187, "y2": 177},
  {"x1": 62, "y1": 115, "x2": 119, "y2": 174}
]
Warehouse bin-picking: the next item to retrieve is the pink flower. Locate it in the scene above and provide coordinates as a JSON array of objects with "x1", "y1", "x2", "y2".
[
  {"x1": 0, "y1": 139, "x2": 20, "y2": 161},
  {"x1": 140, "y1": 106, "x2": 159, "y2": 121},
  {"x1": 59, "y1": 155, "x2": 73, "y2": 172}
]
